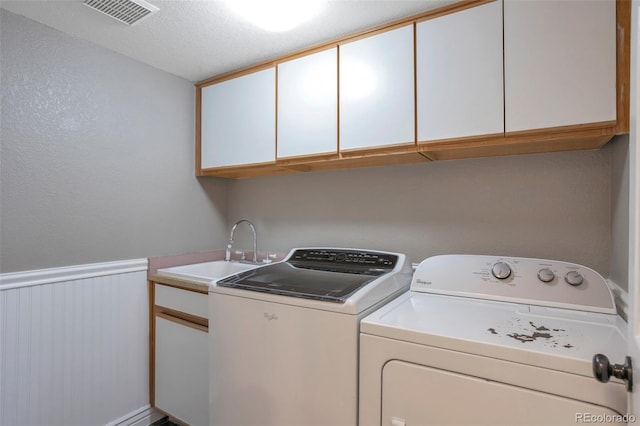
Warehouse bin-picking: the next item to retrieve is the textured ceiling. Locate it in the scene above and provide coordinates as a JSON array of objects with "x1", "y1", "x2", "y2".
[{"x1": 1, "y1": 0, "x2": 454, "y2": 82}]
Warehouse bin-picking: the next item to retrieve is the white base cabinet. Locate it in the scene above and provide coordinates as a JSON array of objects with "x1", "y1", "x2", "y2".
[
  {"x1": 153, "y1": 284, "x2": 209, "y2": 426},
  {"x1": 155, "y1": 316, "x2": 209, "y2": 426}
]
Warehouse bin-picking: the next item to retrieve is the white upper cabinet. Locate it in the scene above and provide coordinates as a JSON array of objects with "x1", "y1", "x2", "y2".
[
  {"x1": 200, "y1": 68, "x2": 276, "y2": 168},
  {"x1": 416, "y1": 1, "x2": 504, "y2": 141},
  {"x1": 277, "y1": 48, "x2": 338, "y2": 159},
  {"x1": 504, "y1": 0, "x2": 616, "y2": 132},
  {"x1": 339, "y1": 25, "x2": 415, "y2": 151}
]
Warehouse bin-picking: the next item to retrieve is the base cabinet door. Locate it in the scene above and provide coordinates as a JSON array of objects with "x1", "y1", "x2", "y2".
[
  {"x1": 155, "y1": 316, "x2": 208, "y2": 426},
  {"x1": 504, "y1": 0, "x2": 616, "y2": 132}
]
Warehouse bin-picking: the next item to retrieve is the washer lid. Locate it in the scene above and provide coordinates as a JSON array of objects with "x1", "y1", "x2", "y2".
[
  {"x1": 217, "y1": 261, "x2": 385, "y2": 303},
  {"x1": 361, "y1": 291, "x2": 627, "y2": 378},
  {"x1": 216, "y1": 248, "x2": 411, "y2": 306}
]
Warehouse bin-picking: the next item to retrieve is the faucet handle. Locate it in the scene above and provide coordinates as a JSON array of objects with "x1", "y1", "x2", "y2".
[
  {"x1": 225, "y1": 243, "x2": 232, "y2": 262},
  {"x1": 263, "y1": 253, "x2": 278, "y2": 264},
  {"x1": 235, "y1": 250, "x2": 246, "y2": 261}
]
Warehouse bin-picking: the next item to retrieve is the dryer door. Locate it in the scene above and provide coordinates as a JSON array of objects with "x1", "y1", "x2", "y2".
[{"x1": 382, "y1": 360, "x2": 621, "y2": 426}]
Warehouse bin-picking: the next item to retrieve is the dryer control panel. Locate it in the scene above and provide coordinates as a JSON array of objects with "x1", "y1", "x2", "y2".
[{"x1": 411, "y1": 255, "x2": 616, "y2": 314}]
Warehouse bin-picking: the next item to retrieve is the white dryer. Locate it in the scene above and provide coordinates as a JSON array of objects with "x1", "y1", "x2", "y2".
[{"x1": 359, "y1": 255, "x2": 629, "y2": 426}]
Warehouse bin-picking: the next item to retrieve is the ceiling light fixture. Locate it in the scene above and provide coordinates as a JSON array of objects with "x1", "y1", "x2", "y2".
[{"x1": 226, "y1": 0, "x2": 324, "y2": 32}]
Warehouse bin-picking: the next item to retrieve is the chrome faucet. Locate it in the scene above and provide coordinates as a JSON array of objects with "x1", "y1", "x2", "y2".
[{"x1": 226, "y1": 219, "x2": 258, "y2": 263}]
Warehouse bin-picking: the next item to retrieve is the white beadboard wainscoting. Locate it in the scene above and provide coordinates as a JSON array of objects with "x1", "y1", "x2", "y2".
[{"x1": 0, "y1": 259, "x2": 150, "y2": 426}]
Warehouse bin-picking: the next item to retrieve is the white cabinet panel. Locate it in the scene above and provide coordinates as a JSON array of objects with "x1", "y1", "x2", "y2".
[
  {"x1": 340, "y1": 25, "x2": 415, "y2": 151},
  {"x1": 201, "y1": 68, "x2": 276, "y2": 168},
  {"x1": 504, "y1": 0, "x2": 616, "y2": 132},
  {"x1": 278, "y1": 48, "x2": 337, "y2": 158},
  {"x1": 417, "y1": 1, "x2": 504, "y2": 141},
  {"x1": 155, "y1": 317, "x2": 208, "y2": 426},
  {"x1": 155, "y1": 284, "x2": 207, "y2": 319}
]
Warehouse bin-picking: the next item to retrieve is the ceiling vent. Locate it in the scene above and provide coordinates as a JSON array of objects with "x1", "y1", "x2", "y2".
[{"x1": 83, "y1": 0, "x2": 159, "y2": 25}]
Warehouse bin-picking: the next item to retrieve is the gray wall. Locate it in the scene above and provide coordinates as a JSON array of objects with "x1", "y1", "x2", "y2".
[
  {"x1": 1, "y1": 10, "x2": 627, "y2": 287},
  {"x1": 228, "y1": 148, "x2": 613, "y2": 278},
  {"x1": 610, "y1": 135, "x2": 630, "y2": 291},
  {"x1": 0, "y1": 10, "x2": 228, "y2": 273}
]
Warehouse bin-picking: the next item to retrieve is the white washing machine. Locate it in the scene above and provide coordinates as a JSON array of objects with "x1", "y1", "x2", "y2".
[
  {"x1": 209, "y1": 248, "x2": 413, "y2": 426},
  {"x1": 359, "y1": 255, "x2": 629, "y2": 426}
]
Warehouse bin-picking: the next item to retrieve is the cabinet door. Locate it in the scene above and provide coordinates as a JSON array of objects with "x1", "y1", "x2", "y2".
[
  {"x1": 339, "y1": 25, "x2": 415, "y2": 151},
  {"x1": 155, "y1": 316, "x2": 208, "y2": 426},
  {"x1": 417, "y1": 1, "x2": 504, "y2": 141},
  {"x1": 201, "y1": 68, "x2": 276, "y2": 168},
  {"x1": 504, "y1": 0, "x2": 616, "y2": 132},
  {"x1": 277, "y1": 48, "x2": 338, "y2": 159}
]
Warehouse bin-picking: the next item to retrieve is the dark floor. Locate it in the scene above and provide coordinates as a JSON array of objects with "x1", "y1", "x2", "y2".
[{"x1": 150, "y1": 416, "x2": 180, "y2": 426}]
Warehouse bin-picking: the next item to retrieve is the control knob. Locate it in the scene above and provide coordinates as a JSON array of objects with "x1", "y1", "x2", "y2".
[
  {"x1": 537, "y1": 268, "x2": 555, "y2": 283},
  {"x1": 565, "y1": 270, "x2": 584, "y2": 286},
  {"x1": 491, "y1": 262, "x2": 512, "y2": 280}
]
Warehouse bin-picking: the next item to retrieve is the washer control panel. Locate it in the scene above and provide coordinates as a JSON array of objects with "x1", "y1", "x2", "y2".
[
  {"x1": 289, "y1": 248, "x2": 397, "y2": 268},
  {"x1": 411, "y1": 255, "x2": 616, "y2": 314}
]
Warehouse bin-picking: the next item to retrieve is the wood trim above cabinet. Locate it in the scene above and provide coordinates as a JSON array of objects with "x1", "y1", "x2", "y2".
[
  {"x1": 414, "y1": 0, "x2": 497, "y2": 23},
  {"x1": 195, "y1": 1, "x2": 495, "y2": 89},
  {"x1": 197, "y1": 62, "x2": 278, "y2": 88}
]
